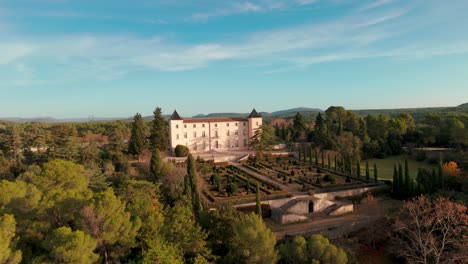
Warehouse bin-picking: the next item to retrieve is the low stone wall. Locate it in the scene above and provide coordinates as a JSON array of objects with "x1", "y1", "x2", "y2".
[
  {"x1": 314, "y1": 185, "x2": 388, "y2": 201},
  {"x1": 271, "y1": 208, "x2": 309, "y2": 224},
  {"x1": 329, "y1": 204, "x2": 353, "y2": 216}
]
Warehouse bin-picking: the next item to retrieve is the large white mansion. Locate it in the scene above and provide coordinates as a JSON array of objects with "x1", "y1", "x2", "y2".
[{"x1": 169, "y1": 109, "x2": 262, "y2": 153}]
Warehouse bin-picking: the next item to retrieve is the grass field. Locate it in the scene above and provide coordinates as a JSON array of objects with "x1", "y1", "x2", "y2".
[{"x1": 362, "y1": 155, "x2": 437, "y2": 181}]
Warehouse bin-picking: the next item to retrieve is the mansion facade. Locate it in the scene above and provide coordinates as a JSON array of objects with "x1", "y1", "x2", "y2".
[{"x1": 169, "y1": 109, "x2": 262, "y2": 153}]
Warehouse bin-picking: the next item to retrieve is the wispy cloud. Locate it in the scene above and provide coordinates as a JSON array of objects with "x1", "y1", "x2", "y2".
[
  {"x1": 2, "y1": 1, "x2": 468, "y2": 81},
  {"x1": 360, "y1": 0, "x2": 394, "y2": 12},
  {"x1": 192, "y1": 2, "x2": 263, "y2": 21}
]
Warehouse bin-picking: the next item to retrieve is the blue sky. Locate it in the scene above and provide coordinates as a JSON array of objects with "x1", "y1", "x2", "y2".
[{"x1": 0, "y1": 0, "x2": 467, "y2": 118}]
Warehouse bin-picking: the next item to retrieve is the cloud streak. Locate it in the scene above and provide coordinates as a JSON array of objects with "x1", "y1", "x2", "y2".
[{"x1": 1, "y1": 1, "x2": 468, "y2": 82}]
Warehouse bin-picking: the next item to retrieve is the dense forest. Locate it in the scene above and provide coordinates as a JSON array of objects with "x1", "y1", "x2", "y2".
[{"x1": 0, "y1": 106, "x2": 467, "y2": 263}]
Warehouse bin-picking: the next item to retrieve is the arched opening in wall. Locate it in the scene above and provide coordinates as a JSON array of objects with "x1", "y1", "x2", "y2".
[{"x1": 308, "y1": 201, "x2": 314, "y2": 213}]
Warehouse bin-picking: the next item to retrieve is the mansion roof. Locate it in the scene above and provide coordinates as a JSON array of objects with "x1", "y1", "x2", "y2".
[{"x1": 182, "y1": 117, "x2": 248, "y2": 123}]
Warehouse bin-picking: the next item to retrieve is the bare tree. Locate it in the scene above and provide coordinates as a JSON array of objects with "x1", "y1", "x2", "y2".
[{"x1": 392, "y1": 195, "x2": 468, "y2": 264}]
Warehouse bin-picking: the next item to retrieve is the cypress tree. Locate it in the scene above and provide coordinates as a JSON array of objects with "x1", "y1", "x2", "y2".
[
  {"x1": 315, "y1": 149, "x2": 319, "y2": 166},
  {"x1": 374, "y1": 163, "x2": 378, "y2": 183},
  {"x1": 255, "y1": 182, "x2": 262, "y2": 216},
  {"x1": 149, "y1": 148, "x2": 162, "y2": 183},
  {"x1": 321, "y1": 151, "x2": 324, "y2": 167},
  {"x1": 309, "y1": 147, "x2": 313, "y2": 165},
  {"x1": 393, "y1": 164, "x2": 398, "y2": 194},
  {"x1": 334, "y1": 155, "x2": 337, "y2": 171},
  {"x1": 128, "y1": 113, "x2": 147, "y2": 162},
  {"x1": 341, "y1": 156, "x2": 345, "y2": 173},
  {"x1": 356, "y1": 160, "x2": 361, "y2": 178},
  {"x1": 187, "y1": 154, "x2": 201, "y2": 217},
  {"x1": 365, "y1": 161, "x2": 370, "y2": 181},
  {"x1": 398, "y1": 163, "x2": 403, "y2": 195},
  {"x1": 150, "y1": 107, "x2": 168, "y2": 151},
  {"x1": 438, "y1": 164, "x2": 444, "y2": 190},
  {"x1": 404, "y1": 159, "x2": 410, "y2": 196}
]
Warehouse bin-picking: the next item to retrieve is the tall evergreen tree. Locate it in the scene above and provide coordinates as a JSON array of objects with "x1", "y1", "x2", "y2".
[
  {"x1": 398, "y1": 163, "x2": 404, "y2": 194},
  {"x1": 315, "y1": 149, "x2": 319, "y2": 166},
  {"x1": 404, "y1": 159, "x2": 410, "y2": 196},
  {"x1": 334, "y1": 155, "x2": 337, "y2": 171},
  {"x1": 255, "y1": 182, "x2": 262, "y2": 216},
  {"x1": 321, "y1": 151, "x2": 325, "y2": 167},
  {"x1": 150, "y1": 107, "x2": 168, "y2": 152},
  {"x1": 128, "y1": 113, "x2": 147, "y2": 162},
  {"x1": 393, "y1": 164, "x2": 399, "y2": 194},
  {"x1": 374, "y1": 163, "x2": 378, "y2": 183},
  {"x1": 187, "y1": 154, "x2": 201, "y2": 218},
  {"x1": 149, "y1": 148, "x2": 162, "y2": 182},
  {"x1": 365, "y1": 161, "x2": 370, "y2": 181},
  {"x1": 356, "y1": 160, "x2": 361, "y2": 178},
  {"x1": 438, "y1": 164, "x2": 444, "y2": 190}
]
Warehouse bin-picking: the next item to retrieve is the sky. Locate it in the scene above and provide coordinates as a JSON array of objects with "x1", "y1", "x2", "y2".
[{"x1": 0, "y1": 0, "x2": 467, "y2": 118}]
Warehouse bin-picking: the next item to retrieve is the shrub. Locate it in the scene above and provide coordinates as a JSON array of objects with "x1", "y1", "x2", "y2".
[
  {"x1": 210, "y1": 173, "x2": 221, "y2": 185},
  {"x1": 174, "y1": 145, "x2": 189, "y2": 157},
  {"x1": 226, "y1": 182, "x2": 238, "y2": 196},
  {"x1": 323, "y1": 174, "x2": 336, "y2": 183}
]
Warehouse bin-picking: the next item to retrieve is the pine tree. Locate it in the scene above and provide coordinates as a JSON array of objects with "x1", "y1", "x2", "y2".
[
  {"x1": 365, "y1": 161, "x2": 370, "y2": 181},
  {"x1": 187, "y1": 154, "x2": 201, "y2": 218},
  {"x1": 149, "y1": 148, "x2": 162, "y2": 182},
  {"x1": 255, "y1": 182, "x2": 262, "y2": 216},
  {"x1": 150, "y1": 107, "x2": 168, "y2": 152},
  {"x1": 128, "y1": 113, "x2": 147, "y2": 162},
  {"x1": 374, "y1": 163, "x2": 378, "y2": 183}
]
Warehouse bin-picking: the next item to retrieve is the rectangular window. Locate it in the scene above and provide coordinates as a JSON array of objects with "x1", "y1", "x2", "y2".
[
  {"x1": 243, "y1": 139, "x2": 247, "y2": 147},
  {"x1": 193, "y1": 132, "x2": 197, "y2": 138},
  {"x1": 176, "y1": 125, "x2": 179, "y2": 129},
  {"x1": 256, "y1": 122, "x2": 259, "y2": 126},
  {"x1": 227, "y1": 123, "x2": 229, "y2": 127},
  {"x1": 235, "y1": 123, "x2": 238, "y2": 127},
  {"x1": 243, "y1": 129, "x2": 247, "y2": 135},
  {"x1": 235, "y1": 130, "x2": 238, "y2": 135},
  {"x1": 243, "y1": 122, "x2": 246, "y2": 126},
  {"x1": 184, "y1": 132, "x2": 187, "y2": 138},
  {"x1": 235, "y1": 141, "x2": 239, "y2": 147},
  {"x1": 193, "y1": 143, "x2": 197, "y2": 150},
  {"x1": 202, "y1": 124, "x2": 205, "y2": 128},
  {"x1": 203, "y1": 141, "x2": 206, "y2": 149},
  {"x1": 184, "y1": 124, "x2": 187, "y2": 128},
  {"x1": 193, "y1": 124, "x2": 196, "y2": 128},
  {"x1": 176, "y1": 134, "x2": 179, "y2": 140},
  {"x1": 215, "y1": 124, "x2": 217, "y2": 127},
  {"x1": 227, "y1": 130, "x2": 230, "y2": 136},
  {"x1": 202, "y1": 131, "x2": 206, "y2": 137}
]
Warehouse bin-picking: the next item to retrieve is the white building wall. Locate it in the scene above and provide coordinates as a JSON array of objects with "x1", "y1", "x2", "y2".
[{"x1": 169, "y1": 118, "x2": 258, "y2": 153}]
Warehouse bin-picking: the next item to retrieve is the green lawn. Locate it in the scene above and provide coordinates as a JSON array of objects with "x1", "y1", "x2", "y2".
[{"x1": 362, "y1": 155, "x2": 437, "y2": 181}]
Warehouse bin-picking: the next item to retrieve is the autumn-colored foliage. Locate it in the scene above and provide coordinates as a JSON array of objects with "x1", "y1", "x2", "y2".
[
  {"x1": 442, "y1": 161, "x2": 461, "y2": 177},
  {"x1": 392, "y1": 195, "x2": 468, "y2": 264}
]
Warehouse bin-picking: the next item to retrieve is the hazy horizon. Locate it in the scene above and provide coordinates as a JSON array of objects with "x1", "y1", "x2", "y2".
[{"x1": 1, "y1": 0, "x2": 468, "y2": 118}]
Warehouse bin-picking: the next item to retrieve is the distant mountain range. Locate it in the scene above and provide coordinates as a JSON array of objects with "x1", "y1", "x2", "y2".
[{"x1": 1, "y1": 104, "x2": 466, "y2": 123}]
